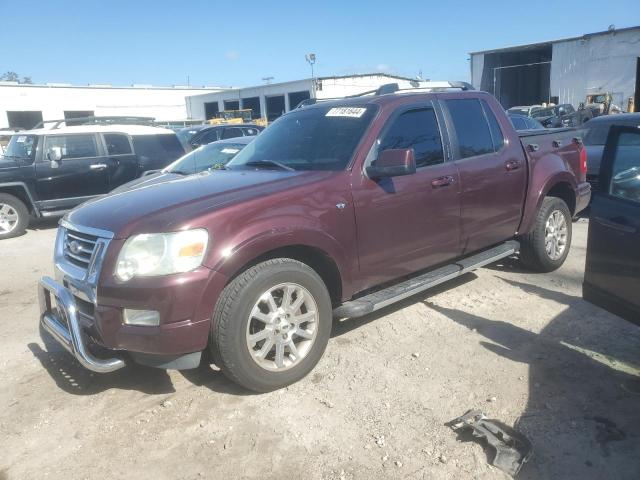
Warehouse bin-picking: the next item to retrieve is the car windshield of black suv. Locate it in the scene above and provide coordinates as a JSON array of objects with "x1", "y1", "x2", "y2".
[
  {"x1": 164, "y1": 141, "x2": 247, "y2": 175},
  {"x1": 226, "y1": 105, "x2": 377, "y2": 171},
  {"x1": 2, "y1": 134, "x2": 38, "y2": 162}
]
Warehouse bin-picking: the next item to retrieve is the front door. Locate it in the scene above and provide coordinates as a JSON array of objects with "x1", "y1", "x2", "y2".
[
  {"x1": 442, "y1": 96, "x2": 527, "y2": 254},
  {"x1": 352, "y1": 104, "x2": 461, "y2": 290},
  {"x1": 35, "y1": 133, "x2": 110, "y2": 209},
  {"x1": 584, "y1": 125, "x2": 640, "y2": 324}
]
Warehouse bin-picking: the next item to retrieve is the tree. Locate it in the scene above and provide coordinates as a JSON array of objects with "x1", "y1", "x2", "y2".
[{"x1": 1, "y1": 71, "x2": 33, "y2": 84}]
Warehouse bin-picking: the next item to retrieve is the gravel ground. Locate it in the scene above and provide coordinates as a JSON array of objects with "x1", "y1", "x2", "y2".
[{"x1": 1, "y1": 218, "x2": 639, "y2": 480}]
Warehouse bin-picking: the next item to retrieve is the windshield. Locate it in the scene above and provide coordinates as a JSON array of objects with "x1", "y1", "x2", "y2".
[
  {"x1": 3, "y1": 134, "x2": 38, "y2": 161},
  {"x1": 164, "y1": 141, "x2": 247, "y2": 174},
  {"x1": 226, "y1": 105, "x2": 377, "y2": 171}
]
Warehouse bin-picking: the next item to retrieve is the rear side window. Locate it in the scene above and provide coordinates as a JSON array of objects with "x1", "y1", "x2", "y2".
[
  {"x1": 481, "y1": 100, "x2": 504, "y2": 150},
  {"x1": 446, "y1": 99, "x2": 494, "y2": 159},
  {"x1": 222, "y1": 127, "x2": 244, "y2": 139},
  {"x1": 132, "y1": 134, "x2": 185, "y2": 168},
  {"x1": 104, "y1": 133, "x2": 132, "y2": 155},
  {"x1": 379, "y1": 108, "x2": 444, "y2": 168},
  {"x1": 196, "y1": 129, "x2": 221, "y2": 145},
  {"x1": 44, "y1": 134, "x2": 98, "y2": 159}
]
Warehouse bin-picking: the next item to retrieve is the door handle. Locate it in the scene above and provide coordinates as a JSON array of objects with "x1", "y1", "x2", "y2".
[
  {"x1": 505, "y1": 160, "x2": 521, "y2": 171},
  {"x1": 90, "y1": 163, "x2": 108, "y2": 170},
  {"x1": 431, "y1": 175, "x2": 455, "y2": 188},
  {"x1": 593, "y1": 216, "x2": 637, "y2": 234}
]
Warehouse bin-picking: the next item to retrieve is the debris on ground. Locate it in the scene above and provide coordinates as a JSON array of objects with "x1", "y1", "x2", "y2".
[{"x1": 446, "y1": 410, "x2": 532, "y2": 477}]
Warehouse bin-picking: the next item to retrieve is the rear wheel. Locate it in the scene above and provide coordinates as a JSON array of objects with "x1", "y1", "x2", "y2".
[
  {"x1": 519, "y1": 197, "x2": 572, "y2": 272},
  {"x1": 211, "y1": 258, "x2": 332, "y2": 392},
  {"x1": 0, "y1": 193, "x2": 29, "y2": 240}
]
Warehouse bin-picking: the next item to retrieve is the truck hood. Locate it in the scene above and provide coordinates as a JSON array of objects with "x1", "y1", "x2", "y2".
[
  {"x1": 66, "y1": 169, "x2": 334, "y2": 238},
  {"x1": 109, "y1": 171, "x2": 182, "y2": 194}
]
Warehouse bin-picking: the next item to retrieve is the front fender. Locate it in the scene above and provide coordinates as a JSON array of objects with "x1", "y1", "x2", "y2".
[{"x1": 203, "y1": 215, "x2": 356, "y2": 300}]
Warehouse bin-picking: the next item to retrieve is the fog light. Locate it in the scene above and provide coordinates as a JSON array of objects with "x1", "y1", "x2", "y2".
[{"x1": 123, "y1": 309, "x2": 160, "y2": 326}]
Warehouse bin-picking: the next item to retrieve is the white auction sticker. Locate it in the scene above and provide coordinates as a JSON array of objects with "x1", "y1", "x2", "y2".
[
  {"x1": 221, "y1": 148, "x2": 240, "y2": 154},
  {"x1": 326, "y1": 107, "x2": 366, "y2": 118},
  {"x1": 16, "y1": 135, "x2": 26, "y2": 143}
]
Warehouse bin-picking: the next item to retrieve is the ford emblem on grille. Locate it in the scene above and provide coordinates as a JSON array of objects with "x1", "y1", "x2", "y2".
[{"x1": 68, "y1": 240, "x2": 82, "y2": 255}]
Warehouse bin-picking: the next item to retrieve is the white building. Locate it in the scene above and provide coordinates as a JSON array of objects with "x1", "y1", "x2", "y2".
[
  {"x1": 186, "y1": 74, "x2": 422, "y2": 122},
  {"x1": 470, "y1": 25, "x2": 640, "y2": 110},
  {"x1": 0, "y1": 83, "x2": 225, "y2": 129}
]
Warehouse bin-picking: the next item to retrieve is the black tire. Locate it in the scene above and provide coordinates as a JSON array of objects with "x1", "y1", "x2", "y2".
[
  {"x1": 519, "y1": 196, "x2": 572, "y2": 272},
  {"x1": 211, "y1": 258, "x2": 332, "y2": 392},
  {"x1": 0, "y1": 193, "x2": 29, "y2": 240}
]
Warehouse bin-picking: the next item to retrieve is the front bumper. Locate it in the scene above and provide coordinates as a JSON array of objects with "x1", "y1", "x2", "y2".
[{"x1": 39, "y1": 276, "x2": 125, "y2": 373}]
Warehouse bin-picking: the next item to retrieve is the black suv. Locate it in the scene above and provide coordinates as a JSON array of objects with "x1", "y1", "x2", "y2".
[{"x1": 0, "y1": 123, "x2": 184, "y2": 239}]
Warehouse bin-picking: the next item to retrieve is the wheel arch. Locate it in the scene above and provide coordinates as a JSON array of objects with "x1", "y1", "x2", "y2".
[{"x1": 0, "y1": 182, "x2": 39, "y2": 216}]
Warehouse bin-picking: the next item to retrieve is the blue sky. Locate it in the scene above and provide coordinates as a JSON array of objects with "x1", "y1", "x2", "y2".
[{"x1": 1, "y1": 0, "x2": 639, "y2": 87}]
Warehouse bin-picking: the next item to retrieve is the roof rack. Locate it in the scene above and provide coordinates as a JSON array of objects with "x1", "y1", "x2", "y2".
[
  {"x1": 295, "y1": 81, "x2": 474, "y2": 109},
  {"x1": 33, "y1": 115, "x2": 156, "y2": 130}
]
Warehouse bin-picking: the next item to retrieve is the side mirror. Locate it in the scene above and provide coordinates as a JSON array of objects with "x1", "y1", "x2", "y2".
[
  {"x1": 47, "y1": 147, "x2": 62, "y2": 167},
  {"x1": 366, "y1": 148, "x2": 416, "y2": 179}
]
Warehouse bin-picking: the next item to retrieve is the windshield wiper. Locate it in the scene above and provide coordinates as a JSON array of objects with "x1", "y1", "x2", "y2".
[{"x1": 245, "y1": 160, "x2": 295, "y2": 172}]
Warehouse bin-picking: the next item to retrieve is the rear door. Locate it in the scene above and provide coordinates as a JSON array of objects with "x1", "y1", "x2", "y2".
[
  {"x1": 101, "y1": 133, "x2": 139, "y2": 190},
  {"x1": 352, "y1": 103, "x2": 461, "y2": 288},
  {"x1": 583, "y1": 125, "x2": 640, "y2": 324},
  {"x1": 441, "y1": 96, "x2": 527, "y2": 254},
  {"x1": 35, "y1": 133, "x2": 110, "y2": 207}
]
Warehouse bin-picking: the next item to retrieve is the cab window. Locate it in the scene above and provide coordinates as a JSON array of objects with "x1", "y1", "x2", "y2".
[
  {"x1": 104, "y1": 133, "x2": 132, "y2": 155},
  {"x1": 445, "y1": 99, "x2": 494, "y2": 158},
  {"x1": 378, "y1": 108, "x2": 444, "y2": 168},
  {"x1": 44, "y1": 134, "x2": 98, "y2": 159}
]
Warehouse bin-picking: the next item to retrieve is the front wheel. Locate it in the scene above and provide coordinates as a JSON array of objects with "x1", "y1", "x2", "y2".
[
  {"x1": 0, "y1": 193, "x2": 29, "y2": 240},
  {"x1": 211, "y1": 258, "x2": 332, "y2": 392},
  {"x1": 519, "y1": 197, "x2": 572, "y2": 272}
]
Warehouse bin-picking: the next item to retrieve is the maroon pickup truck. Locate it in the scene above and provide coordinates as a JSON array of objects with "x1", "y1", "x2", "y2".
[{"x1": 38, "y1": 86, "x2": 590, "y2": 391}]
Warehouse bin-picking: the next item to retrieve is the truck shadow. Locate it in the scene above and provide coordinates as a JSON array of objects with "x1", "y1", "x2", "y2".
[
  {"x1": 426, "y1": 281, "x2": 640, "y2": 480},
  {"x1": 28, "y1": 217, "x2": 60, "y2": 232},
  {"x1": 29, "y1": 324, "x2": 255, "y2": 396},
  {"x1": 331, "y1": 273, "x2": 478, "y2": 338}
]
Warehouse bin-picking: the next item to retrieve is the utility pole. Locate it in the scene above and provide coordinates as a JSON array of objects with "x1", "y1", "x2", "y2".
[
  {"x1": 262, "y1": 76, "x2": 274, "y2": 85},
  {"x1": 305, "y1": 53, "x2": 317, "y2": 98}
]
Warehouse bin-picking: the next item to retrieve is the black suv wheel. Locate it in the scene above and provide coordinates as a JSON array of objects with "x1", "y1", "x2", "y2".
[{"x1": 0, "y1": 193, "x2": 29, "y2": 240}]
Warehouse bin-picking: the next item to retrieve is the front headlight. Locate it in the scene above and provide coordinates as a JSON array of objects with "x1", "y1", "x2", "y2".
[{"x1": 115, "y1": 229, "x2": 209, "y2": 281}]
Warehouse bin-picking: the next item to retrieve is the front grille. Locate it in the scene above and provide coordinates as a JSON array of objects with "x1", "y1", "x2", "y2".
[{"x1": 63, "y1": 228, "x2": 100, "y2": 270}]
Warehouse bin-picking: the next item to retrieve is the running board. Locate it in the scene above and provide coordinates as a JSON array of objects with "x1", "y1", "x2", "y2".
[{"x1": 333, "y1": 241, "x2": 519, "y2": 319}]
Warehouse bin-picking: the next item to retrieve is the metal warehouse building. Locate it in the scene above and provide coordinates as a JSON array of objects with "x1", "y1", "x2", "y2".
[
  {"x1": 186, "y1": 74, "x2": 422, "y2": 122},
  {"x1": 0, "y1": 83, "x2": 224, "y2": 130},
  {"x1": 470, "y1": 25, "x2": 640, "y2": 111}
]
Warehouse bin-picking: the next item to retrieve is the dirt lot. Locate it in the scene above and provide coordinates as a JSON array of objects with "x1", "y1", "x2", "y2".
[{"x1": 1, "y1": 219, "x2": 639, "y2": 480}]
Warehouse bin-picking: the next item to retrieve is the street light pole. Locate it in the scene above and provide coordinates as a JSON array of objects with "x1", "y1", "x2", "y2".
[{"x1": 305, "y1": 53, "x2": 316, "y2": 97}]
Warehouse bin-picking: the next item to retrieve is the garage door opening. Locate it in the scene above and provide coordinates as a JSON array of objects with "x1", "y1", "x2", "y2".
[
  {"x1": 242, "y1": 97, "x2": 261, "y2": 119},
  {"x1": 634, "y1": 57, "x2": 640, "y2": 112},
  {"x1": 224, "y1": 100, "x2": 240, "y2": 111},
  {"x1": 205, "y1": 102, "x2": 219, "y2": 120},
  {"x1": 7, "y1": 111, "x2": 43, "y2": 130},
  {"x1": 480, "y1": 45, "x2": 552, "y2": 109},
  {"x1": 266, "y1": 95, "x2": 285, "y2": 122},
  {"x1": 64, "y1": 110, "x2": 95, "y2": 125},
  {"x1": 288, "y1": 91, "x2": 311, "y2": 110}
]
